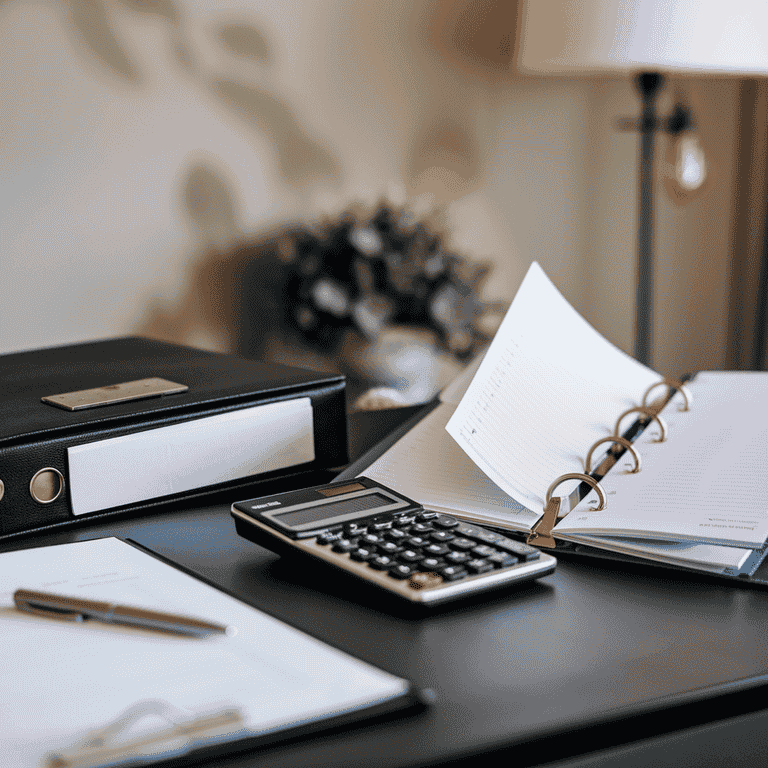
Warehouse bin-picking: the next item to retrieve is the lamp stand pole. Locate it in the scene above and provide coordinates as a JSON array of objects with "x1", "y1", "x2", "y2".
[{"x1": 635, "y1": 72, "x2": 664, "y2": 367}]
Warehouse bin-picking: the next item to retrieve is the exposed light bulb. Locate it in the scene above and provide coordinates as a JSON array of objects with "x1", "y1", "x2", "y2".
[{"x1": 675, "y1": 134, "x2": 707, "y2": 192}]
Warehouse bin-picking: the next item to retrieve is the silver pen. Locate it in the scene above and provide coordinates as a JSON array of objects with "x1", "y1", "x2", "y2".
[{"x1": 13, "y1": 588, "x2": 229, "y2": 638}]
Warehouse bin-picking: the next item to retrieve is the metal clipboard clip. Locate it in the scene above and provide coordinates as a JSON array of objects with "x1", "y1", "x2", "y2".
[{"x1": 44, "y1": 699, "x2": 246, "y2": 768}]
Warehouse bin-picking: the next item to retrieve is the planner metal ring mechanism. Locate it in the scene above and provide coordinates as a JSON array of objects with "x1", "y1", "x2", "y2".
[{"x1": 527, "y1": 378, "x2": 690, "y2": 549}]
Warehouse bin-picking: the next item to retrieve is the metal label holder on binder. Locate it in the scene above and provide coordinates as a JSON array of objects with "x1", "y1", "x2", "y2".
[{"x1": 526, "y1": 379, "x2": 689, "y2": 549}]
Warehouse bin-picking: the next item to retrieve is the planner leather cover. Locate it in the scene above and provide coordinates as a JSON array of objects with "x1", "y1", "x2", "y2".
[{"x1": 0, "y1": 337, "x2": 347, "y2": 538}]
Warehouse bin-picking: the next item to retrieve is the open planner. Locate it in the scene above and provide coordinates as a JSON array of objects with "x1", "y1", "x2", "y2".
[
  {"x1": 0, "y1": 538, "x2": 415, "y2": 768},
  {"x1": 354, "y1": 262, "x2": 768, "y2": 581}
]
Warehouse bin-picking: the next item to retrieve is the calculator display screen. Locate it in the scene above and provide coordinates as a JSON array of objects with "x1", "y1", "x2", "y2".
[{"x1": 274, "y1": 492, "x2": 391, "y2": 528}]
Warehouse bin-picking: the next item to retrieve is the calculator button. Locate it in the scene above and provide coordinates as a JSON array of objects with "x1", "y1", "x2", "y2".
[
  {"x1": 415, "y1": 510, "x2": 438, "y2": 521},
  {"x1": 389, "y1": 564, "x2": 417, "y2": 579},
  {"x1": 332, "y1": 539, "x2": 357, "y2": 553},
  {"x1": 394, "y1": 515, "x2": 416, "y2": 526},
  {"x1": 405, "y1": 536, "x2": 429, "y2": 548},
  {"x1": 448, "y1": 538, "x2": 476, "y2": 551},
  {"x1": 361, "y1": 532, "x2": 383, "y2": 546},
  {"x1": 487, "y1": 552, "x2": 518, "y2": 567},
  {"x1": 457, "y1": 522, "x2": 491, "y2": 538},
  {"x1": 458, "y1": 523, "x2": 542, "y2": 561},
  {"x1": 369, "y1": 555, "x2": 395, "y2": 570},
  {"x1": 433, "y1": 515, "x2": 460, "y2": 529},
  {"x1": 420, "y1": 557, "x2": 444, "y2": 570},
  {"x1": 424, "y1": 543, "x2": 450, "y2": 557},
  {"x1": 477, "y1": 530, "x2": 506, "y2": 544},
  {"x1": 471, "y1": 544, "x2": 496, "y2": 558},
  {"x1": 398, "y1": 549, "x2": 425, "y2": 563},
  {"x1": 343, "y1": 522, "x2": 366, "y2": 536},
  {"x1": 377, "y1": 541, "x2": 403, "y2": 555},
  {"x1": 316, "y1": 532, "x2": 341, "y2": 546},
  {"x1": 385, "y1": 528, "x2": 408, "y2": 541},
  {"x1": 430, "y1": 530, "x2": 455, "y2": 543},
  {"x1": 445, "y1": 551, "x2": 470, "y2": 565},
  {"x1": 369, "y1": 515, "x2": 395, "y2": 530},
  {"x1": 409, "y1": 523, "x2": 434, "y2": 534},
  {"x1": 466, "y1": 558, "x2": 494, "y2": 574},
  {"x1": 494, "y1": 539, "x2": 541, "y2": 561},
  {"x1": 438, "y1": 565, "x2": 468, "y2": 581},
  {"x1": 350, "y1": 547, "x2": 376, "y2": 562}
]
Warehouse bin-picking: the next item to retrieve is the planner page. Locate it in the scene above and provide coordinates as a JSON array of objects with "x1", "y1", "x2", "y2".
[
  {"x1": 446, "y1": 262, "x2": 660, "y2": 516},
  {"x1": 553, "y1": 372, "x2": 768, "y2": 549},
  {"x1": 363, "y1": 403, "x2": 541, "y2": 531}
]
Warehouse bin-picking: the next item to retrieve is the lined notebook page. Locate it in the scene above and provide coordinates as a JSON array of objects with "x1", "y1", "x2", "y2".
[
  {"x1": 363, "y1": 404, "x2": 540, "y2": 531},
  {"x1": 554, "y1": 372, "x2": 768, "y2": 549},
  {"x1": 446, "y1": 262, "x2": 659, "y2": 514}
]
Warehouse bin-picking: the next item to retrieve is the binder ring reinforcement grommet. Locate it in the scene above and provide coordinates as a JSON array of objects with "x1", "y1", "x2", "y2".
[
  {"x1": 584, "y1": 436, "x2": 641, "y2": 475},
  {"x1": 614, "y1": 407, "x2": 668, "y2": 442},
  {"x1": 29, "y1": 468, "x2": 65, "y2": 504},
  {"x1": 641, "y1": 378, "x2": 692, "y2": 412}
]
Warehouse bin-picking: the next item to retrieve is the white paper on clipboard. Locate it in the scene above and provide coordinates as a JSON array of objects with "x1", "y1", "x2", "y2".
[{"x1": 0, "y1": 538, "x2": 410, "y2": 768}]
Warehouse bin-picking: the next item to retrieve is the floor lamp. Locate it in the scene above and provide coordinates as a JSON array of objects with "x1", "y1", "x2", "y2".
[{"x1": 517, "y1": 0, "x2": 768, "y2": 367}]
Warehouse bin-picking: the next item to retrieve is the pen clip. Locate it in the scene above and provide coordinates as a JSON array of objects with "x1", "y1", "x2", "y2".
[
  {"x1": 13, "y1": 589, "x2": 230, "y2": 637},
  {"x1": 13, "y1": 590, "x2": 86, "y2": 622}
]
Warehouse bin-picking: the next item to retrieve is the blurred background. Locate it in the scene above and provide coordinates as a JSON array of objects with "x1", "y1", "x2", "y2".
[{"x1": 2, "y1": 0, "x2": 766, "y2": 404}]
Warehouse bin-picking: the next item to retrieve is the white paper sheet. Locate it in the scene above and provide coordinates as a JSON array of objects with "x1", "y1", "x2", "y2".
[
  {"x1": 446, "y1": 262, "x2": 659, "y2": 513},
  {"x1": 0, "y1": 538, "x2": 409, "y2": 768},
  {"x1": 554, "y1": 372, "x2": 768, "y2": 548},
  {"x1": 364, "y1": 404, "x2": 539, "y2": 531}
]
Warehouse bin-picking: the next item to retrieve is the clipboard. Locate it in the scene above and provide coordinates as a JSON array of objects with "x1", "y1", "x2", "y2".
[{"x1": 0, "y1": 538, "x2": 424, "y2": 768}]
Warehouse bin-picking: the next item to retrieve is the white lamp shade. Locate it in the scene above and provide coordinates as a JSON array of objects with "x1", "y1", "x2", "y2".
[{"x1": 518, "y1": 0, "x2": 768, "y2": 76}]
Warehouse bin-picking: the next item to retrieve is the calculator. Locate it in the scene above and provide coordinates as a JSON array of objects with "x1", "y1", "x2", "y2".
[{"x1": 231, "y1": 477, "x2": 556, "y2": 606}]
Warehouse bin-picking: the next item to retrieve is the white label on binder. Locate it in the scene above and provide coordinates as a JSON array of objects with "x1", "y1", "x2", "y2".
[{"x1": 68, "y1": 398, "x2": 315, "y2": 516}]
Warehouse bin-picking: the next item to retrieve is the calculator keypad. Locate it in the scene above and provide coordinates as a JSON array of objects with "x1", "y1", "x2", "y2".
[
  {"x1": 315, "y1": 512, "x2": 542, "y2": 590},
  {"x1": 233, "y1": 480, "x2": 556, "y2": 606}
]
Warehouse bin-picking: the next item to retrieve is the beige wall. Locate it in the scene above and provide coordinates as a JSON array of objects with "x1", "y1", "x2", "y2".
[
  {"x1": 582, "y1": 76, "x2": 741, "y2": 376},
  {"x1": 0, "y1": 0, "x2": 742, "y2": 379}
]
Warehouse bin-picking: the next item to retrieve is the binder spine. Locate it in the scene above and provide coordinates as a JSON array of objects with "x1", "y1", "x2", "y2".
[
  {"x1": 0, "y1": 384, "x2": 347, "y2": 538},
  {"x1": 526, "y1": 377, "x2": 690, "y2": 548}
]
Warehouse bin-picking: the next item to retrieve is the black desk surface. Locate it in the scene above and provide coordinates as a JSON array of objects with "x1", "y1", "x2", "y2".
[{"x1": 3, "y1": 407, "x2": 768, "y2": 768}]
